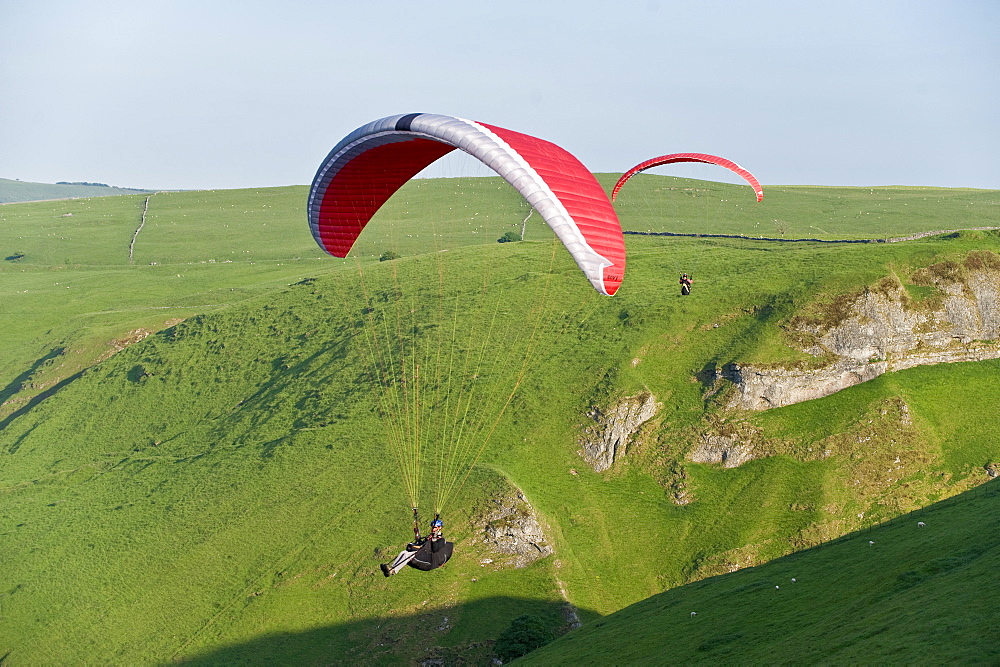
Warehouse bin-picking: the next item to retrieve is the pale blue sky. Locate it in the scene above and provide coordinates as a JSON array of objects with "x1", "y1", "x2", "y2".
[{"x1": 2, "y1": 0, "x2": 997, "y2": 190}]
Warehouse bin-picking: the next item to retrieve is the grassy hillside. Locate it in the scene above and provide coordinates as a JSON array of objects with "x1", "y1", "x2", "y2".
[
  {"x1": 603, "y1": 173, "x2": 1000, "y2": 239},
  {"x1": 0, "y1": 177, "x2": 153, "y2": 204},
  {"x1": 1, "y1": 177, "x2": 999, "y2": 663},
  {"x1": 0, "y1": 187, "x2": 324, "y2": 419},
  {"x1": 524, "y1": 478, "x2": 1000, "y2": 664}
]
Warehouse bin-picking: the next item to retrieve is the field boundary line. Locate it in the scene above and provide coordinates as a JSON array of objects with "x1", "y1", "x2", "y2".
[
  {"x1": 129, "y1": 194, "x2": 155, "y2": 264},
  {"x1": 624, "y1": 226, "x2": 1000, "y2": 244}
]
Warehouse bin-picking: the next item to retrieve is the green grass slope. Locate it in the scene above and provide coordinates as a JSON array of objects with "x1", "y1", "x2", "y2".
[
  {"x1": 0, "y1": 180, "x2": 540, "y2": 414},
  {"x1": 0, "y1": 187, "x2": 326, "y2": 418},
  {"x1": 0, "y1": 178, "x2": 153, "y2": 204},
  {"x1": 524, "y1": 479, "x2": 1000, "y2": 665},
  {"x1": 1, "y1": 177, "x2": 999, "y2": 663}
]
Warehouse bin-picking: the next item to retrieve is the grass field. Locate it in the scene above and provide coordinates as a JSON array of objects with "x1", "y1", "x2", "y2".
[
  {"x1": 604, "y1": 173, "x2": 1000, "y2": 239},
  {"x1": 1, "y1": 176, "x2": 998, "y2": 663},
  {"x1": 0, "y1": 178, "x2": 153, "y2": 204},
  {"x1": 524, "y1": 478, "x2": 1000, "y2": 664}
]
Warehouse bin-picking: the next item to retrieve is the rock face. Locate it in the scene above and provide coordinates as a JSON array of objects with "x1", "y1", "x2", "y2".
[
  {"x1": 723, "y1": 360, "x2": 888, "y2": 411},
  {"x1": 727, "y1": 267, "x2": 1000, "y2": 411},
  {"x1": 579, "y1": 391, "x2": 660, "y2": 472},
  {"x1": 480, "y1": 491, "x2": 552, "y2": 568},
  {"x1": 688, "y1": 433, "x2": 757, "y2": 468}
]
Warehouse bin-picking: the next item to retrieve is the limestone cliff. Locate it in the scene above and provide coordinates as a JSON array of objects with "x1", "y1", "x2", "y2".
[
  {"x1": 726, "y1": 262, "x2": 1000, "y2": 411},
  {"x1": 578, "y1": 391, "x2": 660, "y2": 472}
]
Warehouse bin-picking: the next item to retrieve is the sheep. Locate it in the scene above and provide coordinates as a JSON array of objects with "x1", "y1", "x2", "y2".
[
  {"x1": 690, "y1": 611, "x2": 697, "y2": 617},
  {"x1": 917, "y1": 521, "x2": 926, "y2": 527}
]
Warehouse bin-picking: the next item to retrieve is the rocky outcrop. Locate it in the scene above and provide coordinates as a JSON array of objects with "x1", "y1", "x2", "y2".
[
  {"x1": 727, "y1": 266, "x2": 1000, "y2": 411},
  {"x1": 579, "y1": 391, "x2": 660, "y2": 472},
  {"x1": 724, "y1": 360, "x2": 888, "y2": 411},
  {"x1": 480, "y1": 491, "x2": 552, "y2": 568},
  {"x1": 688, "y1": 433, "x2": 757, "y2": 468}
]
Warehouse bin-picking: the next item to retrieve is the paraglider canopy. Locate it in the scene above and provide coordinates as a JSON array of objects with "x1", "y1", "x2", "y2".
[
  {"x1": 612, "y1": 153, "x2": 763, "y2": 203},
  {"x1": 305, "y1": 114, "x2": 628, "y2": 518},
  {"x1": 308, "y1": 113, "x2": 626, "y2": 295}
]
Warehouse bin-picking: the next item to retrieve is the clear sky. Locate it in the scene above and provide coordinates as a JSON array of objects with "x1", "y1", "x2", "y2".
[{"x1": 2, "y1": 0, "x2": 998, "y2": 191}]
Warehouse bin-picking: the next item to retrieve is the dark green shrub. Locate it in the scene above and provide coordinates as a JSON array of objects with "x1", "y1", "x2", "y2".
[
  {"x1": 494, "y1": 614, "x2": 554, "y2": 663},
  {"x1": 379, "y1": 250, "x2": 400, "y2": 262},
  {"x1": 497, "y1": 231, "x2": 521, "y2": 243}
]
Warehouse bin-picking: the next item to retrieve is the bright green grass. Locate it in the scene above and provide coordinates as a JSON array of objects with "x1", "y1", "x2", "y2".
[
  {"x1": 0, "y1": 249, "x2": 587, "y2": 663},
  {"x1": 3, "y1": 177, "x2": 996, "y2": 400},
  {"x1": 0, "y1": 181, "x2": 541, "y2": 415},
  {"x1": 0, "y1": 189, "x2": 323, "y2": 413},
  {"x1": 602, "y1": 172, "x2": 1000, "y2": 239},
  {"x1": 523, "y1": 480, "x2": 1000, "y2": 665},
  {"x1": 1, "y1": 180, "x2": 999, "y2": 662},
  {"x1": 3, "y1": 240, "x2": 998, "y2": 662}
]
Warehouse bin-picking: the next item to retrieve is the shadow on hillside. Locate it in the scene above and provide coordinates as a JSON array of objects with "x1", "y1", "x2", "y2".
[
  {"x1": 0, "y1": 346, "x2": 64, "y2": 406},
  {"x1": 1, "y1": 351, "x2": 84, "y2": 447},
  {"x1": 180, "y1": 481, "x2": 999, "y2": 665},
  {"x1": 179, "y1": 595, "x2": 595, "y2": 665},
  {"x1": 695, "y1": 296, "x2": 791, "y2": 399},
  {"x1": 204, "y1": 338, "x2": 357, "y2": 458}
]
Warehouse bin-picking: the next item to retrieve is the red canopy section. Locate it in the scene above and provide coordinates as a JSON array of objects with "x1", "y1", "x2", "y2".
[
  {"x1": 612, "y1": 152, "x2": 763, "y2": 203},
  {"x1": 308, "y1": 113, "x2": 626, "y2": 296}
]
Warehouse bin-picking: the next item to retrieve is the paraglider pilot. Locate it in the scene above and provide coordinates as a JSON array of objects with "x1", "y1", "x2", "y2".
[
  {"x1": 679, "y1": 273, "x2": 693, "y2": 295},
  {"x1": 381, "y1": 511, "x2": 454, "y2": 577}
]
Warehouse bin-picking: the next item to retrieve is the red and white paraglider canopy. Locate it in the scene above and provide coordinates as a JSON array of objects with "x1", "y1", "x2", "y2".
[
  {"x1": 307, "y1": 113, "x2": 626, "y2": 296},
  {"x1": 612, "y1": 152, "x2": 764, "y2": 203}
]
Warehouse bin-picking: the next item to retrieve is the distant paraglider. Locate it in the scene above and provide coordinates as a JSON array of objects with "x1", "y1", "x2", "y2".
[
  {"x1": 612, "y1": 152, "x2": 764, "y2": 203},
  {"x1": 679, "y1": 273, "x2": 693, "y2": 296}
]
